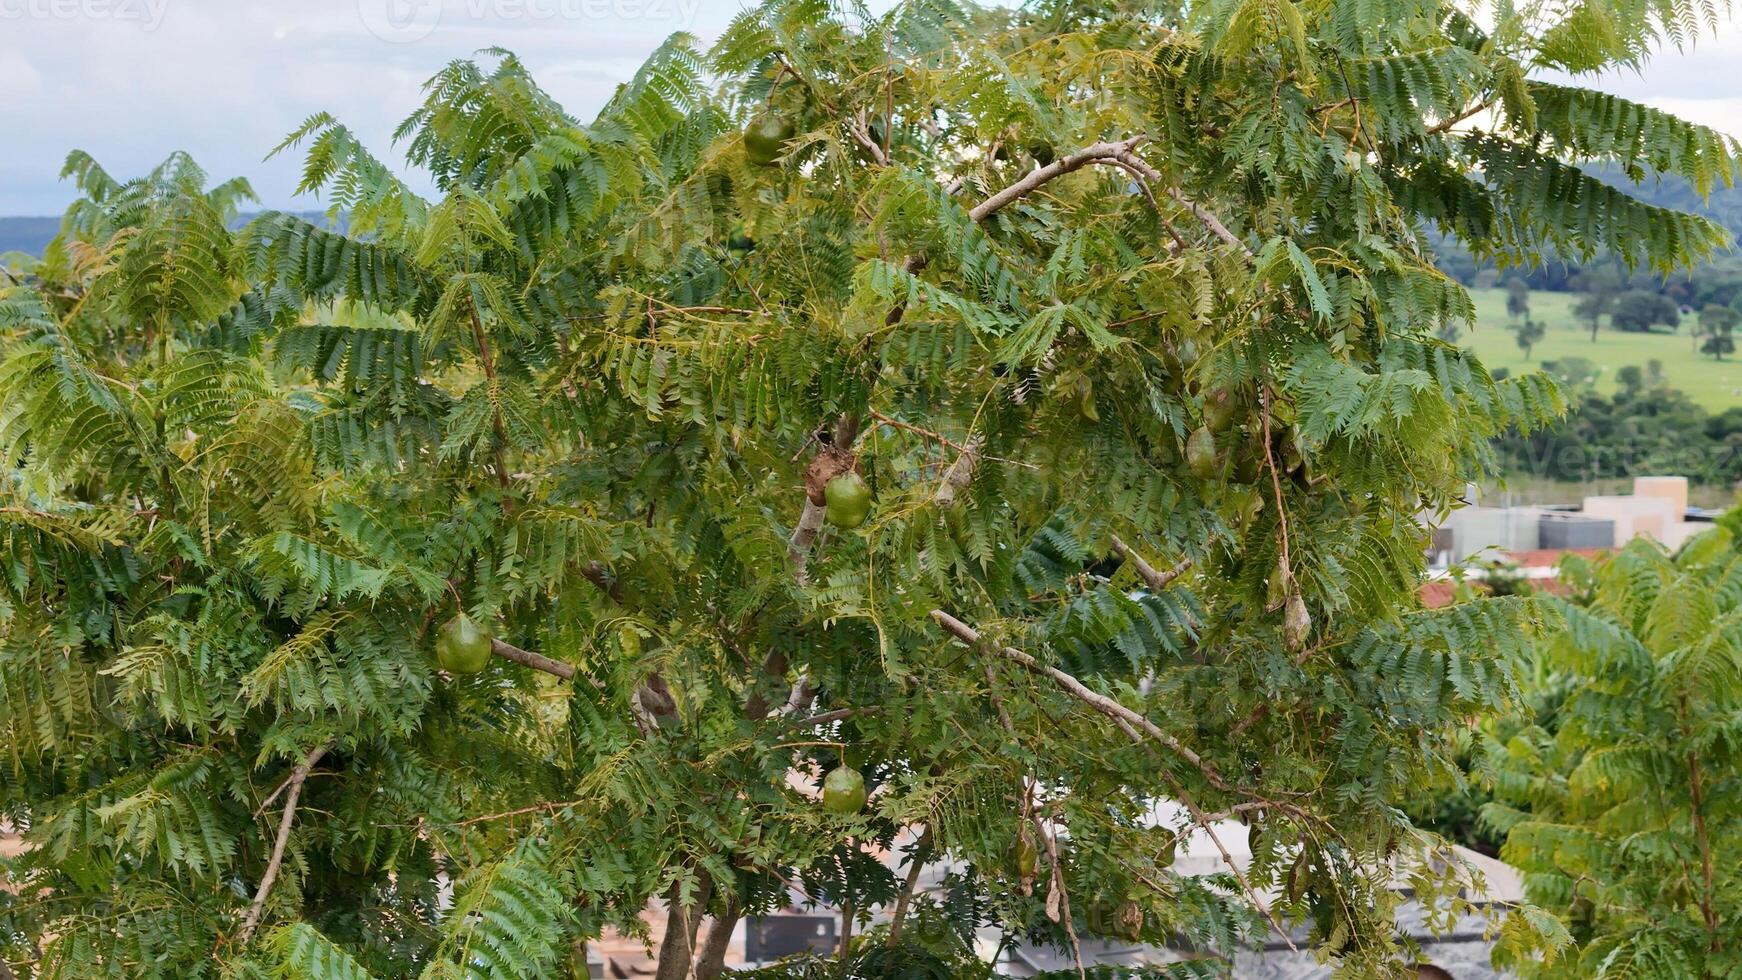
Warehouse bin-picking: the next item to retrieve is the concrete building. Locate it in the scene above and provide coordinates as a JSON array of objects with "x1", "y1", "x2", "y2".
[{"x1": 1431, "y1": 476, "x2": 1713, "y2": 569}]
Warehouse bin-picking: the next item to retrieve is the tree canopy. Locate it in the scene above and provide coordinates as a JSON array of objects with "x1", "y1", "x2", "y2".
[
  {"x1": 1485, "y1": 534, "x2": 1742, "y2": 977},
  {"x1": 0, "y1": 0, "x2": 1735, "y2": 977}
]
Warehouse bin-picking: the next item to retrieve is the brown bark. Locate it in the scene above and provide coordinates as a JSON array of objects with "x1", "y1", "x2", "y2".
[{"x1": 491, "y1": 638, "x2": 577, "y2": 680}]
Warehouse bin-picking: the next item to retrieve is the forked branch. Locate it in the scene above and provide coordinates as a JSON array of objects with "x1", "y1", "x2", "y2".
[
  {"x1": 1109, "y1": 536, "x2": 1193, "y2": 592},
  {"x1": 238, "y1": 742, "x2": 330, "y2": 944}
]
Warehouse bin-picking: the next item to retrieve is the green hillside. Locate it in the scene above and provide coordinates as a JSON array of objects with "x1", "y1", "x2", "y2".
[{"x1": 1460, "y1": 286, "x2": 1742, "y2": 410}]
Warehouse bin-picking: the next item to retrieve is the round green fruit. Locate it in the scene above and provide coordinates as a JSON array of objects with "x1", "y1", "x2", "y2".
[
  {"x1": 1204, "y1": 388, "x2": 1241, "y2": 432},
  {"x1": 745, "y1": 114, "x2": 796, "y2": 167},
  {"x1": 1185, "y1": 426, "x2": 1220, "y2": 479},
  {"x1": 1028, "y1": 141, "x2": 1056, "y2": 166},
  {"x1": 821, "y1": 765, "x2": 867, "y2": 814},
  {"x1": 824, "y1": 472, "x2": 872, "y2": 529},
  {"x1": 436, "y1": 613, "x2": 492, "y2": 674}
]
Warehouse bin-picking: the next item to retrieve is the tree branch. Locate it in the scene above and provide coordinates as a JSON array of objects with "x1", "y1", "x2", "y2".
[
  {"x1": 929, "y1": 610, "x2": 1226, "y2": 791},
  {"x1": 1109, "y1": 537, "x2": 1192, "y2": 592},
  {"x1": 1163, "y1": 186, "x2": 1250, "y2": 257},
  {"x1": 491, "y1": 638, "x2": 578, "y2": 681},
  {"x1": 692, "y1": 896, "x2": 740, "y2": 980},
  {"x1": 784, "y1": 706, "x2": 881, "y2": 731},
  {"x1": 847, "y1": 113, "x2": 890, "y2": 166},
  {"x1": 885, "y1": 826, "x2": 935, "y2": 946},
  {"x1": 969, "y1": 136, "x2": 1149, "y2": 223},
  {"x1": 237, "y1": 743, "x2": 330, "y2": 945}
]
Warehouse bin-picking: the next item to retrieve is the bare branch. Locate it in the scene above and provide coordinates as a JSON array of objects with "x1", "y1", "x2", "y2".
[
  {"x1": 238, "y1": 743, "x2": 330, "y2": 945},
  {"x1": 491, "y1": 638, "x2": 578, "y2": 681},
  {"x1": 1109, "y1": 536, "x2": 1193, "y2": 592},
  {"x1": 847, "y1": 114, "x2": 890, "y2": 166},
  {"x1": 1163, "y1": 187, "x2": 1251, "y2": 257},
  {"x1": 785, "y1": 706, "x2": 882, "y2": 731},
  {"x1": 969, "y1": 136, "x2": 1149, "y2": 223}
]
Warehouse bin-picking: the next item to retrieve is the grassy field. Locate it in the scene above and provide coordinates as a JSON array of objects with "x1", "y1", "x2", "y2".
[{"x1": 1459, "y1": 286, "x2": 1742, "y2": 411}]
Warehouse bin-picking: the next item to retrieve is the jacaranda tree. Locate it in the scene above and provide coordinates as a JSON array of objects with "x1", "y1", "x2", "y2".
[{"x1": 0, "y1": 0, "x2": 1734, "y2": 976}]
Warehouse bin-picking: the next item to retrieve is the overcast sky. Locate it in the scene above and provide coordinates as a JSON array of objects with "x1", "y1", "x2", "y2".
[{"x1": 1, "y1": 0, "x2": 1739, "y2": 215}]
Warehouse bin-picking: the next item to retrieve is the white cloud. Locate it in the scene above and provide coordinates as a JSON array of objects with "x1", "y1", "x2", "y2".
[{"x1": 0, "y1": 50, "x2": 44, "y2": 95}]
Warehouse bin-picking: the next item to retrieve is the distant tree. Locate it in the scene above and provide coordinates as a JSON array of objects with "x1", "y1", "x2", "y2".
[
  {"x1": 1506, "y1": 277, "x2": 1532, "y2": 322},
  {"x1": 1701, "y1": 323, "x2": 1735, "y2": 361},
  {"x1": 1541, "y1": 356, "x2": 1601, "y2": 393},
  {"x1": 1572, "y1": 291, "x2": 1615, "y2": 341},
  {"x1": 1514, "y1": 315, "x2": 1546, "y2": 360},
  {"x1": 1570, "y1": 267, "x2": 1622, "y2": 341},
  {"x1": 1437, "y1": 320, "x2": 1462, "y2": 344},
  {"x1": 1611, "y1": 290, "x2": 1681, "y2": 332},
  {"x1": 1698, "y1": 304, "x2": 1739, "y2": 359}
]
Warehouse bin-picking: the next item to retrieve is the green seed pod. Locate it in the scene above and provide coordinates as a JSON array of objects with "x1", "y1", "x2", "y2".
[
  {"x1": 824, "y1": 472, "x2": 872, "y2": 528},
  {"x1": 436, "y1": 613, "x2": 492, "y2": 674},
  {"x1": 821, "y1": 765, "x2": 867, "y2": 814},
  {"x1": 745, "y1": 114, "x2": 796, "y2": 166},
  {"x1": 1015, "y1": 835, "x2": 1039, "y2": 877},
  {"x1": 1186, "y1": 426, "x2": 1219, "y2": 479}
]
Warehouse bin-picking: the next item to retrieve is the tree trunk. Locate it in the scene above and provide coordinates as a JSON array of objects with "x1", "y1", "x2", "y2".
[
  {"x1": 692, "y1": 899, "x2": 740, "y2": 980},
  {"x1": 653, "y1": 870, "x2": 713, "y2": 980}
]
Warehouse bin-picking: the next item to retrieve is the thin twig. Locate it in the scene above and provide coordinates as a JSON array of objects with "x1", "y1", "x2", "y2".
[
  {"x1": 449, "y1": 799, "x2": 584, "y2": 828},
  {"x1": 929, "y1": 610, "x2": 1227, "y2": 790},
  {"x1": 1426, "y1": 98, "x2": 1495, "y2": 135},
  {"x1": 237, "y1": 743, "x2": 330, "y2": 944},
  {"x1": 785, "y1": 706, "x2": 882, "y2": 731},
  {"x1": 869, "y1": 410, "x2": 1035, "y2": 470}
]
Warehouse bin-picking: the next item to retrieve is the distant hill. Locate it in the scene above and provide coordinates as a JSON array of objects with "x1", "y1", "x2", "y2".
[
  {"x1": 0, "y1": 217, "x2": 61, "y2": 257},
  {"x1": 0, "y1": 212, "x2": 338, "y2": 260}
]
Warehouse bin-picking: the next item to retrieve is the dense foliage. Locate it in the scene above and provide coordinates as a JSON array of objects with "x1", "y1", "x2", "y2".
[
  {"x1": 1495, "y1": 362, "x2": 1742, "y2": 485},
  {"x1": 0, "y1": 0, "x2": 1734, "y2": 977},
  {"x1": 1483, "y1": 534, "x2": 1742, "y2": 976}
]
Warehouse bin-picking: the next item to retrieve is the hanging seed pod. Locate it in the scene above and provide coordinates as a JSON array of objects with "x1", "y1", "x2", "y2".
[
  {"x1": 1186, "y1": 426, "x2": 1219, "y2": 478},
  {"x1": 821, "y1": 765, "x2": 867, "y2": 814},
  {"x1": 1284, "y1": 593, "x2": 1312, "y2": 651},
  {"x1": 744, "y1": 113, "x2": 796, "y2": 166},
  {"x1": 1265, "y1": 559, "x2": 1289, "y2": 612},
  {"x1": 824, "y1": 472, "x2": 872, "y2": 528},
  {"x1": 1117, "y1": 899, "x2": 1144, "y2": 939}
]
